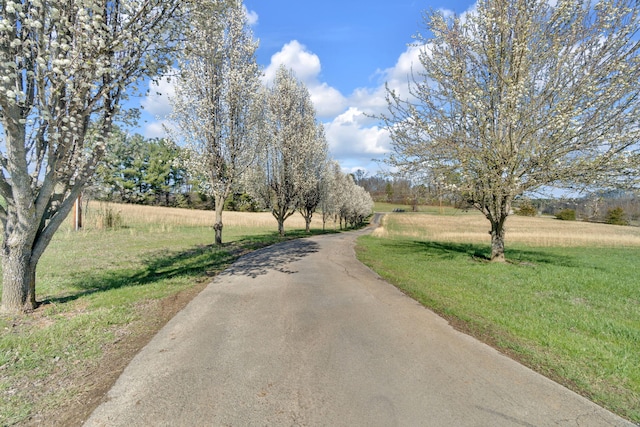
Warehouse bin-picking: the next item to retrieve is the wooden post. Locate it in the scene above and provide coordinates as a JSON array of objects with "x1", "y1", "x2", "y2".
[{"x1": 73, "y1": 194, "x2": 82, "y2": 231}]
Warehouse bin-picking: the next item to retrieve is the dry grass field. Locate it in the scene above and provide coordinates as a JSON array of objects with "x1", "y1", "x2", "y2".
[
  {"x1": 77, "y1": 201, "x2": 328, "y2": 231},
  {"x1": 372, "y1": 211, "x2": 640, "y2": 247}
]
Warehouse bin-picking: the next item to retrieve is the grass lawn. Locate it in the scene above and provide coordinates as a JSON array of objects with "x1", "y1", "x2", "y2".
[
  {"x1": 0, "y1": 202, "x2": 331, "y2": 426},
  {"x1": 356, "y1": 211, "x2": 640, "y2": 423}
]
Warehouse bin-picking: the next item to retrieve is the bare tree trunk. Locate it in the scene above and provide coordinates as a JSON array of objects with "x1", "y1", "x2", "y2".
[{"x1": 277, "y1": 219, "x2": 285, "y2": 237}]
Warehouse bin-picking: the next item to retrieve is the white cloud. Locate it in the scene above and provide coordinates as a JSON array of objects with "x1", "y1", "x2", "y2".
[
  {"x1": 379, "y1": 44, "x2": 425, "y2": 101},
  {"x1": 263, "y1": 40, "x2": 321, "y2": 84},
  {"x1": 263, "y1": 41, "x2": 348, "y2": 119},
  {"x1": 243, "y1": 5, "x2": 259, "y2": 26},
  {"x1": 142, "y1": 120, "x2": 171, "y2": 139},
  {"x1": 438, "y1": 8, "x2": 456, "y2": 20},
  {"x1": 325, "y1": 107, "x2": 391, "y2": 159},
  {"x1": 310, "y1": 83, "x2": 348, "y2": 118},
  {"x1": 141, "y1": 74, "x2": 176, "y2": 118}
]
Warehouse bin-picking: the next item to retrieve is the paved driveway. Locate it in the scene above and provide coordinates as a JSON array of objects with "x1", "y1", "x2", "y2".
[{"x1": 85, "y1": 227, "x2": 632, "y2": 426}]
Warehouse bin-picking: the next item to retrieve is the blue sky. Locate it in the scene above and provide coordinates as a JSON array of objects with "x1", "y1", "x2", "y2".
[{"x1": 140, "y1": 0, "x2": 477, "y2": 175}]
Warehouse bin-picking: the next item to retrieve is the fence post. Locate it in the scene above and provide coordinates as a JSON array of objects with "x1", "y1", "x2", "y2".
[{"x1": 73, "y1": 194, "x2": 82, "y2": 231}]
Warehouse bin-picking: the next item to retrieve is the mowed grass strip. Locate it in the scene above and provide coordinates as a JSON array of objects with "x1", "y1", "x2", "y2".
[
  {"x1": 357, "y1": 211, "x2": 640, "y2": 423},
  {"x1": 0, "y1": 202, "x2": 329, "y2": 426}
]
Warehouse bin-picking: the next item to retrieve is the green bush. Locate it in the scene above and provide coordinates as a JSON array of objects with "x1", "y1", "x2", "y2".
[
  {"x1": 516, "y1": 203, "x2": 537, "y2": 217},
  {"x1": 555, "y1": 209, "x2": 576, "y2": 221},
  {"x1": 605, "y1": 207, "x2": 629, "y2": 226}
]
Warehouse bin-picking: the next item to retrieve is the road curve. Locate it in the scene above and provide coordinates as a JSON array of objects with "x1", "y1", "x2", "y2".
[{"x1": 85, "y1": 224, "x2": 632, "y2": 426}]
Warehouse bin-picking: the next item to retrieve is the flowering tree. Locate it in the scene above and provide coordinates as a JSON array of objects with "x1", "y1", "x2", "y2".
[
  {"x1": 385, "y1": 0, "x2": 640, "y2": 261},
  {"x1": 319, "y1": 161, "x2": 373, "y2": 230},
  {"x1": 297, "y1": 124, "x2": 329, "y2": 232},
  {"x1": 0, "y1": 0, "x2": 184, "y2": 313},
  {"x1": 247, "y1": 66, "x2": 322, "y2": 236},
  {"x1": 169, "y1": 0, "x2": 262, "y2": 245},
  {"x1": 320, "y1": 161, "x2": 341, "y2": 230}
]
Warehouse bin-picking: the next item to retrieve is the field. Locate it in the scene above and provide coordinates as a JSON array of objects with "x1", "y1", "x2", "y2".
[
  {"x1": 357, "y1": 209, "x2": 640, "y2": 423},
  {"x1": 0, "y1": 202, "x2": 329, "y2": 426},
  {"x1": 372, "y1": 208, "x2": 640, "y2": 247},
  {"x1": 3, "y1": 202, "x2": 639, "y2": 424}
]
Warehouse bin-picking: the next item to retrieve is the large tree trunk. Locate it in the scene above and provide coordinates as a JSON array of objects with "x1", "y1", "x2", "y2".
[
  {"x1": 1, "y1": 243, "x2": 37, "y2": 312},
  {"x1": 490, "y1": 221, "x2": 506, "y2": 262},
  {"x1": 488, "y1": 207, "x2": 509, "y2": 262}
]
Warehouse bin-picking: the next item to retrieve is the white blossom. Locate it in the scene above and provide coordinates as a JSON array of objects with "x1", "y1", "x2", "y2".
[{"x1": 246, "y1": 66, "x2": 330, "y2": 236}]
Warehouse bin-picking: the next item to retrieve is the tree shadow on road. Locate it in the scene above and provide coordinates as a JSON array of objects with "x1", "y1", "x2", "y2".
[
  {"x1": 220, "y1": 238, "x2": 320, "y2": 278},
  {"x1": 40, "y1": 232, "x2": 323, "y2": 306}
]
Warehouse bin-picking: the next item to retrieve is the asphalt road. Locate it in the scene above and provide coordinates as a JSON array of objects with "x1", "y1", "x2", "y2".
[{"x1": 85, "y1": 224, "x2": 633, "y2": 426}]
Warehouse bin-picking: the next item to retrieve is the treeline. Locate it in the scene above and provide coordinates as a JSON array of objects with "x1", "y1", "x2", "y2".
[
  {"x1": 514, "y1": 192, "x2": 640, "y2": 226},
  {"x1": 91, "y1": 129, "x2": 260, "y2": 211},
  {"x1": 91, "y1": 129, "x2": 374, "y2": 229},
  {"x1": 354, "y1": 172, "x2": 467, "y2": 210}
]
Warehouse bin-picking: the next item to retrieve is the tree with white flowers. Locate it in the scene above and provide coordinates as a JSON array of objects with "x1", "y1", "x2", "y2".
[
  {"x1": 346, "y1": 184, "x2": 374, "y2": 227},
  {"x1": 319, "y1": 161, "x2": 373, "y2": 230},
  {"x1": 0, "y1": 0, "x2": 185, "y2": 313},
  {"x1": 297, "y1": 124, "x2": 329, "y2": 233},
  {"x1": 169, "y1": 0, "x2": 262, "y2": 245},
  {"x1": 247, "y1": 66, "x2": 326, "y2": 236},
  {"x1": 320, "y1": 161, "x2": 342, "y2": 230},
  {"x1": 385, "y1": 0, "x2": 640, "y2": 262}
]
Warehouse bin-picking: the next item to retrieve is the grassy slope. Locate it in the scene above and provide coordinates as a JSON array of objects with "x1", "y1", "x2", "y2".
[
  {"x1": 0, "y1": 203, "x2": 329, "y2": 425},
  {"x1": 356, "y1": 211, "x2": 640, "y2": 422}
]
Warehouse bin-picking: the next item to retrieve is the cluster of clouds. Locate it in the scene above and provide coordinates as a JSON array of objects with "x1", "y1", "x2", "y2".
[{"x1": 140, "y1": 8, "x2": 432, "y2": 175}]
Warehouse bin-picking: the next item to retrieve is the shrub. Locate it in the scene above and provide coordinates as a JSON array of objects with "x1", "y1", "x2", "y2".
[
  {"x1": 516, "y1": 203, "x2": 537, "y2": 217},
  {"x1": 555, "y1": 209, "x2": 576, "y2": 221},
  {"x1": 605, "y1": 207, "x2": 629, "y2": 226},
  {"x1": 96, "y1": 205, "x2": 124, "y2": 229}
]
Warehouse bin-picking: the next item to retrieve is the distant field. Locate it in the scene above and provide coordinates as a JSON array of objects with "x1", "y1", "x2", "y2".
[
  {"x1": 372, "y1": 209, "x2": 640, "y2": 247},
  {"x1": 0, "y1": 202, "x2": 330, "y2": 426},
  {"x1": 74, "y1": 201, "x2": 327, "y2": 232},
  {"x1": 357, "y1": 210, "x2": 640, "y2": 423}
]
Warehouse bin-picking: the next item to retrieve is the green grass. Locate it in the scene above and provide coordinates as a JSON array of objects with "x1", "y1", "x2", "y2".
[
  {"x1": 0, "y1": 211, "x2": 330, "y2": 426},
  {"x1": 356, "y1": 222, "x2": 640, "y2": 422}
]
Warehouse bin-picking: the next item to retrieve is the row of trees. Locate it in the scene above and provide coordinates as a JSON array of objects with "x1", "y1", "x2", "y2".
[
  {"x1": 168, "y1": 2, "x2": 372, "y2": 243},
  {"x1": 0, "y1": 0, "x2": 373, "y2": 312},
  {"x1": 323, "y1": 163, "x2": 375, "y2": 229},
  {"x1": 516, "y1": 191, "x2": 640, "y2": 225}
]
